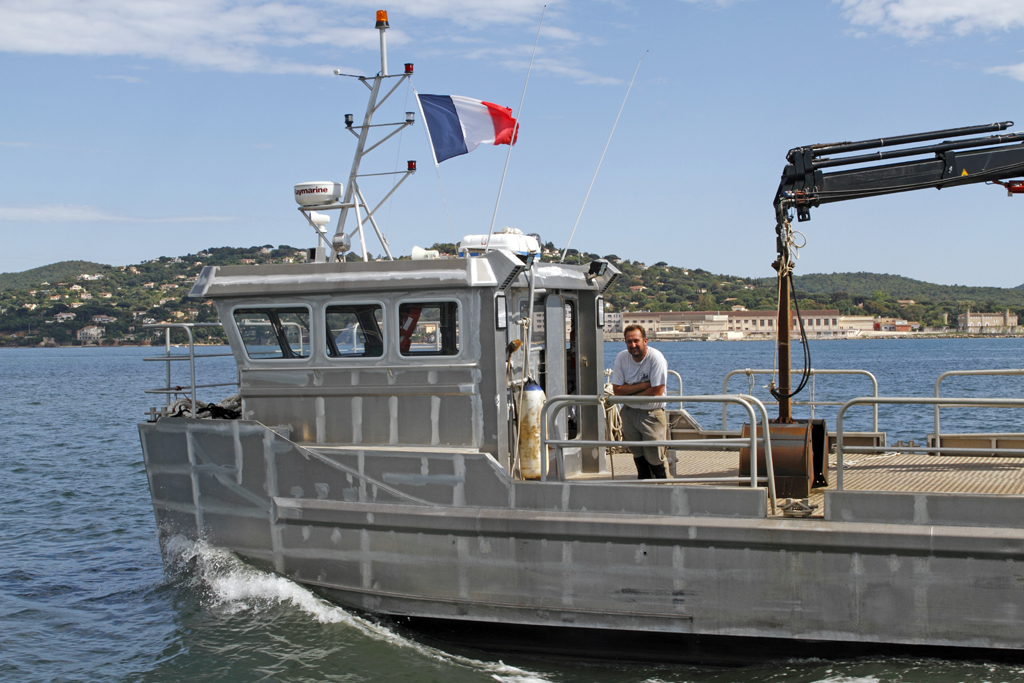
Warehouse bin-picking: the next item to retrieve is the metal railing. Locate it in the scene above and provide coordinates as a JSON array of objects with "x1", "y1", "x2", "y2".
[
  {"x1": 540, "y1": 393, "x2": 777, "y2": 512},
  {"x1": 722, "y1": 368, "x2": 879, "y2": 431},
  {"x1": 143, "y1": 322, "x2": 237, "y2": 418},
  {"x1": 667, "y1": 369, "x2": 683, "y2": 409},
  {"x1": 934, "y1": 369, "x2": 1024, "y2": 449},
  {"x1": 835, "y1": 396, "x2": 1024, "y2": 490}
]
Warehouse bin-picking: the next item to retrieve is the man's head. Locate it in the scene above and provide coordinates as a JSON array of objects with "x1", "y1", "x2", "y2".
[{"x1": 623, "y1": 324, "x2": 648, "y2": 361}]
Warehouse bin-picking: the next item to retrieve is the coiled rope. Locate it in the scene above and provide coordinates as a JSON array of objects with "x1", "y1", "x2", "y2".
[{"x1": 166, "y1": 394, "x2": 242, "y2": 419}]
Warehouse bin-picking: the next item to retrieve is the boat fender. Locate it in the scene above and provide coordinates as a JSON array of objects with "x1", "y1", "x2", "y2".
[{"x1": 518, "y1": 379, "x2": 546, "y2": 480}]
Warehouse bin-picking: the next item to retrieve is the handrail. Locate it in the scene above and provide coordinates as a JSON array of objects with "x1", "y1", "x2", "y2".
[
  {"x1": 143, "y1": 322, "x2": 236, "y2": 418},
  {"x1": 934, "y1": 369, "x2": 1024, "y2": 451},
  {"x1": 667, "y1": 369, "x2": 684, "y2": 409},
  {"x1": 835, "y1": 396, "x2": 1024, "y2": 490},
  {"x1": 540, "y1": 393, "x2": 776, "y2": 513},
  {"x1": 722, "y1": 368, "x2": 879, "y2": 431}
]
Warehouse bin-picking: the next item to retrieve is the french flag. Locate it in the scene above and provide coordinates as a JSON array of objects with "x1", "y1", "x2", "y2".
[{"x1": 417, "y1": 94, "x2": 519, "y2": 164}]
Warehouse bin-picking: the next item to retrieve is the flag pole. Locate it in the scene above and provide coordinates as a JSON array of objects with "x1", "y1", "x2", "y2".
[
  {"x1": 484, "y1": 5, "x2": 546, "y2": 253},
  {"x1": 561, "y1": 50, "x2": 647, "y2": 263}
]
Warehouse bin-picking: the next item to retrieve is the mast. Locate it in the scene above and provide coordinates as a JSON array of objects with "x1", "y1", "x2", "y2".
[{"x1": 328, "y1": 10, "x2": 416, "y2": 262}]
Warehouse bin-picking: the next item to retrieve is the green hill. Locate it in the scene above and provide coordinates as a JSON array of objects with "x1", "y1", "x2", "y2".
[
  {"x1": 3, "y1": 246, "x2": 1024, "y2": 347},
  {"x1": 792, "y1": 272, "x2": 1024, "y2": 308},
  {"x1": 0, "y1": 260, "x2": 112, "y2": 292}
]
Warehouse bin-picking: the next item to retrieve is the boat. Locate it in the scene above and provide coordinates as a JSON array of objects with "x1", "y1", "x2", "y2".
[{"x1": 138, "y1": 11, "x2": 1024, "y2": 664}]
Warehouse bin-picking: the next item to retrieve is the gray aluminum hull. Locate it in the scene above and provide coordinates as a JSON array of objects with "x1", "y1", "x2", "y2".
[{"x1": 140, "y1": 417, "x2": 1024, "y2": 659}]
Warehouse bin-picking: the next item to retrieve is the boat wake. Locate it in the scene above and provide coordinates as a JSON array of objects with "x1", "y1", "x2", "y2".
[{"x1": 161, "y1": 535, "x2": 553, "y2": 683}]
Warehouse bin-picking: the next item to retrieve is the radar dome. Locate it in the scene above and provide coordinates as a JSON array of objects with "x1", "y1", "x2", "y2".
[{"x1": 294, "y1": 181, "x2": 342, "y2": 206}]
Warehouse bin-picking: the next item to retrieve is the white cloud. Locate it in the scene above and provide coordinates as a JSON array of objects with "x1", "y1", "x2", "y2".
[
  {"x1": 0, "y1": 1, "x2": 630, "y2": 84},
  {"x1": 838, "y1": 1, "x2": 1024, "y2": 82},
  {"x1": 0, "y1": 1, "x2": 554, "y2": 75},
  {"x1": 987, "y1": 62, "x2": 1024, "y2": 82},
  {"x1": 528, "y1": 57, "x2": 622, "y2": 85},
  {"x1": 0, "y1": 205, "x2": 236, "y2": 223},
  {"x1": 838, "y1": 0, "x2": 1024, "y2": 40},
  {"x1": 540, "y1": 26, "x2": 584, "y2": 42},
  {"x1": 380, "y1": 0, "x2": 550, "y2": 26}
]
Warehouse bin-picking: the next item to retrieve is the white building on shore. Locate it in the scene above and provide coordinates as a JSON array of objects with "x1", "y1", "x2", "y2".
[
  {"x1": 613, "y1": 310, "x2": 877, "y2": 341},
  {"x1": 957, "y1": 309, "x2": 1018, "y2": 334}
]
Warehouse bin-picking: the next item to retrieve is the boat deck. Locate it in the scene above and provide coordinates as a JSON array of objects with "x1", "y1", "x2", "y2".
[{"x1": 587, "y1": 449, "x2": 1024, "y2": 518}]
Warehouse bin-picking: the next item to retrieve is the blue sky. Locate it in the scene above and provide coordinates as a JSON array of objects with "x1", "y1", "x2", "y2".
[{"x1": 2, "y1": 0, "x2": 1024, "y2": 287}]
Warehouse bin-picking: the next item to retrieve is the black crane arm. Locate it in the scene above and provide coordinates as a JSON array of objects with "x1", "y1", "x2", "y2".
[
  {"x1": 768, "y1": 120, "x2": 1024, "y2": 423},
  {"x1": 775, "y1": 121, "x2": 1024, "y2": 222}
]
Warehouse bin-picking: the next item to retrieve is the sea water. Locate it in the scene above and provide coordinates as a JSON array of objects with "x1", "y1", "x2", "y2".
[{"x1": 3, "y1": 340, "x2": 1024, "y2": 683}]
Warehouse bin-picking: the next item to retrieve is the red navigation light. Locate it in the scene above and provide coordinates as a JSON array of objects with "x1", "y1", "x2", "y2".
[
  {"x1": 376, "y1": 10, "x2": 389, "y2": 28},
  {"x1": 407, "y1": 160, "x2": 417, "y2": 172},
  {"x1": 404, "y1": 63, "x2": 414, "y2": 74}
]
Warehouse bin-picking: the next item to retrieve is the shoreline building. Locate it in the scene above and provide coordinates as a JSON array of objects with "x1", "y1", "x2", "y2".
[
  {"x1": 958, "y1": 309, "x2": 1018, "y2": 334},
  {"x1": 618, "y1": 310, "x2": 874, "y2": 341}
]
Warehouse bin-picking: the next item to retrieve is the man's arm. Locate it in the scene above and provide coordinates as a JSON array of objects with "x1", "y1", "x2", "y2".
[
  {"x1": 635, "y1": 383, "x2": 665, "y2": 397},
  {"x1": 612, "y1": 381, "x2": 650, "y2": 396}
]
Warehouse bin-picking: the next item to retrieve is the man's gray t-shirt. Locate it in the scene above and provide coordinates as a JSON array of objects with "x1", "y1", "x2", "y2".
[{"x1": 611, "y1": 346, "x2": 668, "y2": 411}]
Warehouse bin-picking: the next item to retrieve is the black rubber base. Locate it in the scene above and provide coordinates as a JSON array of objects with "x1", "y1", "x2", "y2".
[{"x1": 387, "y1": 615, "x2": 1024, "y2": 667}]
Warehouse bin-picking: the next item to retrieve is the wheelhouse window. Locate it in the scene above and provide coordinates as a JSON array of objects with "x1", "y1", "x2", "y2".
[
  {"x1": 326, "y1": 303, "x2": 384, "y2": 358},
  {"x1": 398, "y1": 301, "x2": 459, "y2": 356},
  {"x1": 233, "y1": 307, "x2": 311, "y2": 360}
]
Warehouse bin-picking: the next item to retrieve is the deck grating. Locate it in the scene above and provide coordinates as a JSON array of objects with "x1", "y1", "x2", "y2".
[{"x1": 588, "y1": 449, "x2": 1024, "y2": 518}]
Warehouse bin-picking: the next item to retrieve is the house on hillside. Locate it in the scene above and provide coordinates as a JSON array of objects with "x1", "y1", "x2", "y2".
[{"x1": 76, "y1": 326, "x2": 104, "y2": 342}]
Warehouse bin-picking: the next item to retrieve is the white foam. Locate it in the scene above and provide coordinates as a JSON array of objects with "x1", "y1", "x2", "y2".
[{"x1": 163, "y1": 536, "x2": 551, "y2": 683}]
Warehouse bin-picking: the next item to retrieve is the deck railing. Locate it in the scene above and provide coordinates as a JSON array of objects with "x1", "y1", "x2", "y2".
[
  {"x1": 722, "y1": 368, "x2": 879, "y2": 431},
  {"x1": 934, "y1": 369, "x2": 1024, "y2": 450},
  {"x1": 835, "y1": 396, "x2": 1024, "y2": 490},
  {"x1": 143, "y1": 322, "x2": 237, "y2": 418},
  {"x1": 540, "y1": 393, "x2": 777, "y2": 512}
]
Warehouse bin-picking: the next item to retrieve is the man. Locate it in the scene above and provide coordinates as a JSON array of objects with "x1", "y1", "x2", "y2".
[{"x1": 611, "y1": 324, "x2": 669, "y2": 479}]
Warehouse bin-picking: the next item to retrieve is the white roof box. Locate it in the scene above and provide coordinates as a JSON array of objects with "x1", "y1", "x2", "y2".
[
  {"x1": 294, "y1": 181, "x2": 342, "y2": 206},
  {"x1": 458, "y1": 228, "x2": 539, "y2": 258}
]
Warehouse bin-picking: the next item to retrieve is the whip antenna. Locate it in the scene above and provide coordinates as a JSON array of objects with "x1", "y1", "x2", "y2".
[
  {"x1": 484, "y1": 5, "x2": 546, "y2": 252},
  {"x1": 561, "y1": 50, "x2": 646, "y2": 262}
]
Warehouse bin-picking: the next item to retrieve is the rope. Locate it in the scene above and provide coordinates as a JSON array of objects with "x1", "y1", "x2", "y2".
[
  {"x1": 166, "y1": 393, "x2": 241, "y2": 419},
  {"x1": 600, "y1": 373, "x2": 622, "y2": 479}
]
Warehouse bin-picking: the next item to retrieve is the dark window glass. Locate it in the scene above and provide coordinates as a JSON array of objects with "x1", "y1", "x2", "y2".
[
  {"x1": 326, "y1": 304, "x2": 384, "y2": 358},
  {"x1": 398, "y1": 301, "x2": 459, "y2": 356},
  {"x1": 233, "y1": 307, "x2": 310, "y2": 359}
]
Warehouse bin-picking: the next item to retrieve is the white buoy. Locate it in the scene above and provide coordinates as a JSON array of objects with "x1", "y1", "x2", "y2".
[{"x1": 517, "y1": 379, "x2": 546, "y2": 480}]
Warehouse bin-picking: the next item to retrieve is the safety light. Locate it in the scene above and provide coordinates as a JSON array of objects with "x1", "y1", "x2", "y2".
[
  {"x1": 405, "y1": 63, "x2": 414, "y2": 74},
  {"x1": 407, "y1": 160, "x2": 417, "y2": 172},
  {"x1": 345, "y1": 114, "x2": 354, "y2": 128},
  {"x1": 376, "y1": 10, "x2": 389, "y2": 28},
  {"x1": 405, "y1": 111, "x2": 415, "y2": 124}
]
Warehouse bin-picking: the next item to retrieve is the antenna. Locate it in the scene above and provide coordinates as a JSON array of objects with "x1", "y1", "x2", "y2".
[
  {"x1": 561, "y1": 51, "x2": 646, "y2": 262},
  {"x1": 483, "y1": 5, "x2": 546, "y2": 253}
]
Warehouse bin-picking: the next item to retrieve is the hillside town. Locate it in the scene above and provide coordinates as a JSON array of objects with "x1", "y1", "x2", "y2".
[{"x1": 0, "y1": 244, "x2": 1021, "y2": 347}]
